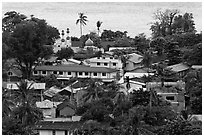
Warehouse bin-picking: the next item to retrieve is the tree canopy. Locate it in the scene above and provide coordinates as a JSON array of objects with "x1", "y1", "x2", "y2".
[{"x1": 2, "y1": 11, "x2": 60, "y2": 79}]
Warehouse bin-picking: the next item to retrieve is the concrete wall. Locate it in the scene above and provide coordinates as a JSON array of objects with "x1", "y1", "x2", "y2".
[
  {"x1": 125, "y1": 61, "x2": 142, "y2": 71},
  {"x1": 56, "y1": 130, "x2": 65, "y2": 135},
  {"x1": 39, "y1": 130, "x2": 52, "y2": 135}
]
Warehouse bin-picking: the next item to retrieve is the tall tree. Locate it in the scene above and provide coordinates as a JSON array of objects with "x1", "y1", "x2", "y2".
[
  {"x1": 150, "y1": 9, "x2": 179, "y2": 38},
  {"x1": 76, "y1": 13, "x2": 88, "y2": 37},
  {"x1": 149, "y1": 37, "x2": 167, "y2": 56},
  {"x1": 165, "y1": 42, "x2": 182, "y2": 65},
  {"x1": 150, "y1": 9, "x2": 196, "y2": 38},
  {"x1": 172, "y1": 13, "x2": 196, "y2": 34},
  {"x1": 2, "y1": 11, "x2": 60, "y2": 79},
  {"x1": 96, "y1": 21, "x2": 103, "y2": 36},
  {"x1": 56, "y1": 47, "x2": 75, "y2": 60}
]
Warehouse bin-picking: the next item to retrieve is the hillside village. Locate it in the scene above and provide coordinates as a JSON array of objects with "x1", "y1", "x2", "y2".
[{"x1": 2, "y1": 8, "x2": 202, "y2": 135}]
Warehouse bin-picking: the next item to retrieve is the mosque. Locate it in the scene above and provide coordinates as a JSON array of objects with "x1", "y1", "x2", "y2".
[{"x1": 53, "y1": 28, "x2": 104, "y2": 53}]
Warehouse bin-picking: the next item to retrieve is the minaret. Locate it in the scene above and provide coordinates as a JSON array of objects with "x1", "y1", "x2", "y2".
[{"x1": 66, "y1": 28, "x2": 71, "y2": 47}]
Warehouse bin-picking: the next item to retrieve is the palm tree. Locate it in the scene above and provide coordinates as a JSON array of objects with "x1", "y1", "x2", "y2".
[
  {"x1": 96, "y1": 21, "x2": 102, "y2": 36},
  {"x1": 82, "y1": 79, "x2": 103, "y2": 103},
  {"x1": 76, "y1": 13, "x2": 88, "y2": 37},
  {"x1": 140, "y1": 50, "x2": 153, "y2": 111},
  {"x1": 13, "y1": 80, "x2": 43, "y2": 126},
  {"x1": 2, "y1": 88, "x2": 15, "y2": 118}
]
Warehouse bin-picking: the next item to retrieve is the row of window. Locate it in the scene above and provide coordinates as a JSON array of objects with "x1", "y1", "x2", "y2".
[
  {"x1": 34, "y1": 71, "x2": 107, "y2": 76},
  {"x1": 97, "y1": 56, "x2": 118, "y2": 59},
  {"x1": 96, "y1": 62, "x2": 117, "y2": 66}
]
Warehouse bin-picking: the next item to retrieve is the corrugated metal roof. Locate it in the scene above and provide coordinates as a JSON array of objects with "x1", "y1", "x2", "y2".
[
  {"x1": 167, "y1": 63, "x2": 189, "y2": 72},
  {"x1": 128, "y1": 53, "x2": 143, "y2": 64},
  {"x1": 35, "y1": 65, "x2": 118, "y2": 73}
]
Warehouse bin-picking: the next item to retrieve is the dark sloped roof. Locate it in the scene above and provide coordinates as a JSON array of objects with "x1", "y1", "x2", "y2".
[
  {"x1": 71, "y1": 41, "x2": 83, "y2": 47},
  {"x1": 35, "y1": 121, "x2": 82, "y2": 130},
  {"x1": 35, "y1": 65, "x2": 118, "y2": 73},
  {"x1": 57, "y1": 101, "x2": 76, "y2": 110}
]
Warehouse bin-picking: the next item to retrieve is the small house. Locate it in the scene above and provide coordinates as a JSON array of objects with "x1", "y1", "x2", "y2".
[{"x1": 56, "y1": 101, "x2": 76, "y2": 118}]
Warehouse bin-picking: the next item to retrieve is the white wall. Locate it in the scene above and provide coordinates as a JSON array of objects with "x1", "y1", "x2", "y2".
[
  {"x1": 56, "y1": 131, "x2": 65, "y2": 135},
  {"x1": 39, "y1": 130, "x2": 52, "y2": 135}
]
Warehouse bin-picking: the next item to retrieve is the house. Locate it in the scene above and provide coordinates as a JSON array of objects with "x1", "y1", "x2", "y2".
[
  {"x1": 36, "y1": 100, "x2": 62, "y2": 118},
  {"x1": 123, "y1": 67, "x2": 154, "y2": 79},
  {"x1": 146, "y1": 82, "x2": 185, "y2": 113},
  {"x1": 6, "y1": 68, "x2": 22, "y2": 82},
  {"x1": 6, "y1": 81, "x2": 46, "y2": 90},
  {"x1": 56, "y1": 101, "x2": 76, "y2": 117},
  {"x1": 44, "y1": 86, "x2": 62, "y2": 98},
  {"x1": 166, "y1": 63, "x2": 190, "y2": 77},
  {"x1": 119, "y1": 80, "x2": 146, "y2": 95},
  {"x1": 61, "y1": 58, "x2": 82, "y2": 65},
  {"x1": 125, "y1": 53, "x2": 143, "y2": 71},
  {"x1": 109, "y1": 47, "x2": 134, "y2": 51},
  {"x1": 35, "y1": 121, "x2": 82, "y2": 135},
  {"x1": 191, "y1": 65, "x2": 202, "y2": 70},
  {"x1": 85, "y1": 56, "x2": 123, "y2": 70},
  {"x1": 33, "y1": 65, "x2": 118, "y2": 82}
]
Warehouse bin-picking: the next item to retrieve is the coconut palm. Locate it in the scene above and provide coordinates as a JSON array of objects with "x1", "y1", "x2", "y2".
[
  {"x1": 76, "y1": 13, "x2": 88, "y2": 37},
  {"x1": 82, "y1": 79, "x2": 103, "y2": 103},
  {"x1": 2, "y1": 88, "x2": 15, "y2": 118},
  {"x1": 13, "y1": 80, "x2": 43, "y2": 126},
  {"x1": 140, "y1": 50, "x2": 153, "y2": 110},
  {"x1": 96, "y1": 21, "x2": 102, "y2": 36}
]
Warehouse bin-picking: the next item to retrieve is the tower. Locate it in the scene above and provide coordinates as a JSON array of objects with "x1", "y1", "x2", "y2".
[{"x1": 66, "y1": 28, "x2": 72, "y2": 47}]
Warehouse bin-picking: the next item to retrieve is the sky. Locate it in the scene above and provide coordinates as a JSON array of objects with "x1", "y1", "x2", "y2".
[{"x1": 2, "y1": 2, "x2": 202, "y2": 38}]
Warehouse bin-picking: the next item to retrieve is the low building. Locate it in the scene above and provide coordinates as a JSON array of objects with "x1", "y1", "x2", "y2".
[
  {"x1": 36, "y1": 100, "x2": 61, "y2": 118},
  {"x1": 35, "y1": 121, "x2": 82, "y2": 135},
  {"x1": 33, "y1": 65, "x2": 118, "y2": 82},
  {"x1": 61, "y1": 58, "x2": 82, "y2": 65},
  {"x1": 166, "y1": 63, "x2": 190, "y2": 78},
  {"x1": 125, "y1": 53, "x2": 143, "y2": 71},
  {"x1": 6, "y1": 68, "x2": 22, "y2": 82},
  {"x1": 86, "y1": 56, "x2": 122, "y2": 70},
  {"x1": 56, "y1": 101, "x2": 76, "y2": 118},
  {"x1": 119, "y1": 80, "x2": 146, "y2": 95},
  {"x1": 146, "y1": 82, "x2": 186, "y2": 113}
]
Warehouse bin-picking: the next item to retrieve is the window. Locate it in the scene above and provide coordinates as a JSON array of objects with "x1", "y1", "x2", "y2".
[
  {"x1": 33, "y1": 71, "x2": 38, "y2": 75},
  {"x1": 53, "y1": 71, "x2": 58, "y2": 74},
  {"x1": 113, "y1": 63, "x2": 117, "y2": 66},
  {"x1": 97, "y1": 57, "x2": 100, "y2": 59},
  {"x1": 104, "y1": 63, "x2": 108, "y2": 66},
  {"x1": 97, "y1": 62, "x2": 100, "y2": 66},
  {"x1": 79, "y1": 72, "x2": 83, "y2": 75},
  {"x1": 42, "y1": 71, "x2": 47, "y2": 75},
  {"x1": 93, "y1": 73, "x2": 97, "y2": 76},
  {"x1": 8, "y1": 71, "x2": 13, "y2": 76},
  {"x1": 166, "y1": 96, "x2": 175, "y2": 101},
  {"x1": 102, "y1": 73, "x2": 106, "y2": 76},
  {"x1": 52, "y1": 130, "x2": 56, "y2": 135},
  {"x1": 85, "y1": 72, "x2": 89, "y2": 76},
  {"x1": 59, "y1": 71, "x2": 63, "y2": 75},
  {"x1": 68, "y1": 72, "x2": 71, "y2": 75}
]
